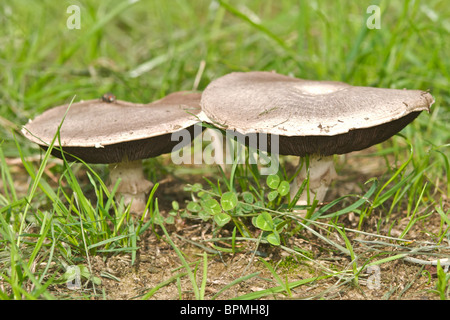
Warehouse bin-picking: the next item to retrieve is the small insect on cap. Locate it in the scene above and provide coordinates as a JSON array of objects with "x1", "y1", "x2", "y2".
[
  {"x1": 102, "y1": 93, "x2": 116, "y2": 103},
  {"x1": 200, "y1": 71, "x2": 435, "y2": 156}
]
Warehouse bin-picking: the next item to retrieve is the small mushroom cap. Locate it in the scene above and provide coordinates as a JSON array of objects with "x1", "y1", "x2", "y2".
[
  {"x1": 22, "y1": 91, "x2": 202, "y2": 163},
  {"x1": 201, "y1": 71, "x2": 435, "y2": 156}
]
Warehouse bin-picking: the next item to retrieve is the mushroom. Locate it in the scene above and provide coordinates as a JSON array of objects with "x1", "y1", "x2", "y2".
[
  {"x1": 200, "y1": 71, "x2": 434, "y2": 206},
  {"x1": 22, "y1": 91, "x2": 203, "y2": 213}
]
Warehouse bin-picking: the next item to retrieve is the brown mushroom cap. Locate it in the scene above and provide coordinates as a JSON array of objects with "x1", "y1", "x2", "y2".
[
  {"x1": 22, "y1": 91, "x2": 202, "y2": 163},
  {"x1": 201, "y1": 71, "x2": 435, "y2": 156}
]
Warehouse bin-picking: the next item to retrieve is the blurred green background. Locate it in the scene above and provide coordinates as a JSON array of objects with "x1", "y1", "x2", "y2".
[{"x1": 1, "y1": 0, "x2": 449, "y2": 159}]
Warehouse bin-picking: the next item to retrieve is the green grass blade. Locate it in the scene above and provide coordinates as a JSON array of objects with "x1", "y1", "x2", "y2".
[
  {"x1": 211, "y1": 271, "x2": 260, "y2": 300},
  {"x1": 232, "y1": 275, "x2": 330, "y2": 300}
]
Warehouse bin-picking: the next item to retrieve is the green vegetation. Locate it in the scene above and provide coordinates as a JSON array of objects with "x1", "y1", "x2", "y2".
[{"x1": 0, "y1": 0, "x2": 448, "y2": 300}]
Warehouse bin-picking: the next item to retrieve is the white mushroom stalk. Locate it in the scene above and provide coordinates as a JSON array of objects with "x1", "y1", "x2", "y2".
[
  {"x1": 290, "y1": 155, "x2": 336, "y2": 206},
  {"x1": 108, "y1": 160, "x2": 153, "y2": 213}
]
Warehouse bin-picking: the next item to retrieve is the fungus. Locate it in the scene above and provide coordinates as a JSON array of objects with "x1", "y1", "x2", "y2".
[
  {"x1": 200, "y1": 71, "x2": 434, "y2": 206},
  {"x1": 22, "y1": 91, "x2": 202, "y2": 213}
]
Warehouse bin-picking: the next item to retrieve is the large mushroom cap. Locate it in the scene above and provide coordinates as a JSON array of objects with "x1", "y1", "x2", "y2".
[
  {"x1": 22, "y1": 91, "x2": 203, "y2": 163},
  {"x1": 201, "y1": 71, "x2": 434, "y2": 156}
]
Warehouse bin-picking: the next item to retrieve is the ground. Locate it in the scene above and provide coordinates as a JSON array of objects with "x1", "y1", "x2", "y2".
[{"x1": 11, "y1": 146, "x2": 445, "y2": 300}]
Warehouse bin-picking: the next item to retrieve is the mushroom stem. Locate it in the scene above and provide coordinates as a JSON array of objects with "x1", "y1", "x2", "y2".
[
  {"x1": 108, "y1": 160, "x2": 154, "y2": 214},
  {"x1": 290, "y1": 155, "x2": 337, "y2": 206}
]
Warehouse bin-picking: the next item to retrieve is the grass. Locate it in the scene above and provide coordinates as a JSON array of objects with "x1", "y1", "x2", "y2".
[{"x1": 1, "y1": 0, "x2": 449, "y2": 300}]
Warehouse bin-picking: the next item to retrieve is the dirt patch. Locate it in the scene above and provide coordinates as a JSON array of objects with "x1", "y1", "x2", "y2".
[
  {"x1": 47, "y1": 191, "x2": 448, "y2": 300},
  {"x1": 3, "y1": 149, "x2": 449, "y2": 300},
  {"x1": 47, "y1": 214, "x2": 446, "y2": 300}
]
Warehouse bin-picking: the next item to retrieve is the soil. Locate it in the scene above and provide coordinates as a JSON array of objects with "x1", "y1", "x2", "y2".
[{"x1": 2, "y1": 147, "x2": 449, "y2": 300}]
